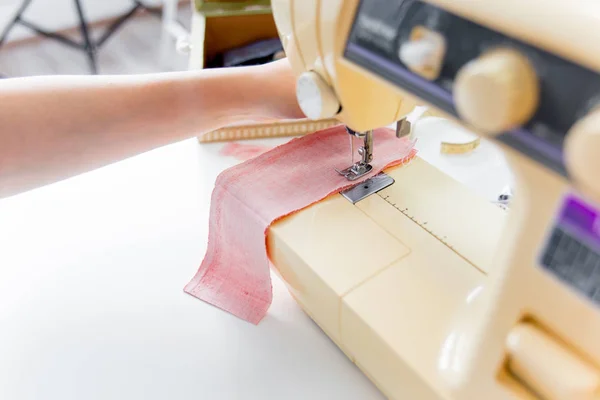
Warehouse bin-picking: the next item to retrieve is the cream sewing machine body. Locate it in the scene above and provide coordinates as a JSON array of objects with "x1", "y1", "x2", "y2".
[{"x1": 266, "y1": 1, "x2": 600, "y2": 399}]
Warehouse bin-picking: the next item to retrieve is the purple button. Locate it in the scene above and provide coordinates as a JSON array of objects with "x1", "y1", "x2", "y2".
[{"x1": 559, "y1": 194, "x2": 600, "y2": 249}]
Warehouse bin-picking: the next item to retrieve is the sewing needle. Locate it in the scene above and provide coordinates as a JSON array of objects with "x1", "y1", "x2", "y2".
[{"x1": 349, "y1": 134, "x2": 354, "y2": 165}]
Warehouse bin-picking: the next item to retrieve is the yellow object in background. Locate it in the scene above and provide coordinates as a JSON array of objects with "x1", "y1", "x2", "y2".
[
  {"x1": 197, "y1": 118, "x2": 339, "y2": 143},
  {"x1": 440, "y1": 138, "x2": 481, "y2": 154}
]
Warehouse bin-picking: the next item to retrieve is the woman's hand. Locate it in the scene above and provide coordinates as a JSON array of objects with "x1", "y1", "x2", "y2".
[
  {"x1": 259, "y1": 59, "x2": 305, "y2": 120},
  {"x1": 0, "y1": 59, "x2": 306, "y2": 198},
  {"x1": 237, "y1": 58, "x2": 305, "y2": 122}
]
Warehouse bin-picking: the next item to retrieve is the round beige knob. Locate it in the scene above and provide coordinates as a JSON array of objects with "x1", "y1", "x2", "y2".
[
  {"x1": 565, "y1": 109, "x2": 600, "y2": 197},
  {"x1": 454, "y1": 48, "x2": 539, "y2": 134},
  {"x1": 296, "y1": 71, "x2": 341, "y2": 120}
]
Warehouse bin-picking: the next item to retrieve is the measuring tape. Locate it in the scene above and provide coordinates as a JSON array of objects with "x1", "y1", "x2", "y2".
[
  {"x1": 198, "y1": 118, "x2": 340, "y2": 143},
  {"x1": 440, "y1": 138, "x2": 481, "y2": 154}
]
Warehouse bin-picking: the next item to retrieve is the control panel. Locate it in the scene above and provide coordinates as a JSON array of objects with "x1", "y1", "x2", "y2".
[{"x1": 344, "y1": 0, "x2": 600, "y2": 178}]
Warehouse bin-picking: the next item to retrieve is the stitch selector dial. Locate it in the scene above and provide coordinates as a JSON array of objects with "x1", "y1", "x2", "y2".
[{"x1": 454, "y1": 48, "x2": 540, "y2": 134}]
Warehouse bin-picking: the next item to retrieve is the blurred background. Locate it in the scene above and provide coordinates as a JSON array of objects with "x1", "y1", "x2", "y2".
[
  {"x1": 0, "y1": 0, "x2": 282, "y2": 77},
  {"x1": 0, "y1": 0, "x2": 196, "y2": 76}
]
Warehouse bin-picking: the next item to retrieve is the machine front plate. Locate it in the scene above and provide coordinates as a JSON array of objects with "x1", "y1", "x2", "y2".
[{"x1": 340, "y1": 173, "x2": 395, "y2": 204}]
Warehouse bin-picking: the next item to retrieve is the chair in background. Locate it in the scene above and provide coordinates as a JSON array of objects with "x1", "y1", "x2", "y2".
[
  {"x1": 0, "y1": 0, "x2": 161, "y2": 74},
  {"x1": 159, "y1": 0, "x2": 190, "y2": 70}
]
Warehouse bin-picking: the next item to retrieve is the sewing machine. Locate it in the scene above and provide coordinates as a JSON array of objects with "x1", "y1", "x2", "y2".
[{"x1": 266, "y1": 0, "x2": 600, "y2": 399}]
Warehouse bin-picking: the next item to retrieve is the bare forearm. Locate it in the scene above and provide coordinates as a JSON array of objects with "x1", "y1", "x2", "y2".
[{"x1": 0, "y1": 64, "x2": 297, "y2": 198}]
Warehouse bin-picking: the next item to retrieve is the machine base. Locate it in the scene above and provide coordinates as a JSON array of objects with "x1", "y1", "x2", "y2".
[{"x1": 268, "y1": 156, "x2": 507, "y2": 399}]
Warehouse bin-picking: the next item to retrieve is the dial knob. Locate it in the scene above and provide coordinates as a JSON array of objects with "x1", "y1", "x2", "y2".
[
  {"x1": 398, "y1": 27, "x2": 446, "y2": 80},
  {"x1": 565, "y1": 109, "x2": 600, "y2": 197},
  {"x1": 454, "y1": 48, "x2": 540, "y2": 134},
  {"x1": 296, "y1": 71, "x2": 341, "y2": 120},
  {"x1": 399, "y1": 37, "x2": 441, "y2": 79}
]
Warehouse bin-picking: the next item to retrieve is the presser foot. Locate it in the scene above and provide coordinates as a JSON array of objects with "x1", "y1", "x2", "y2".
[
  {"x1": 335, "y1": 162, "x2": 373, "y2": 181},
  {"x1": 336, "y1": 127, "x2": 374, "y2": 181}
]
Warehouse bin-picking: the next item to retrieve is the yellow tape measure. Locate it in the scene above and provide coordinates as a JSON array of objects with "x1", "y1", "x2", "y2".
[
  {"x1": 198, "y1": 118, "x2": 340, "y2": 143},
  {"x1": 440, "y1": 138, "x2": 481, "y2": 154}
]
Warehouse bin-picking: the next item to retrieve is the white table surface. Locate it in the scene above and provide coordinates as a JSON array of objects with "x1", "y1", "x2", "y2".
[{"x1": 0, "y1": 118, "x2": 513, "y2": 400}]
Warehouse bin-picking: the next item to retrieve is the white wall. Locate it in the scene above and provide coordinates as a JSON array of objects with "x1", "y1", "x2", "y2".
[{"x1": 0, "y1": 0, "x2": 162, "y2": 42}]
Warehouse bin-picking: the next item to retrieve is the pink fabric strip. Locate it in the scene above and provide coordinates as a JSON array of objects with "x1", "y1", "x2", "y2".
[
  {"x1": 185, "y1": 126, "x2": 417, "y2": 324},
  {"x1": 219, "y1": 142, "x2": 273, "y2": 161}
]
